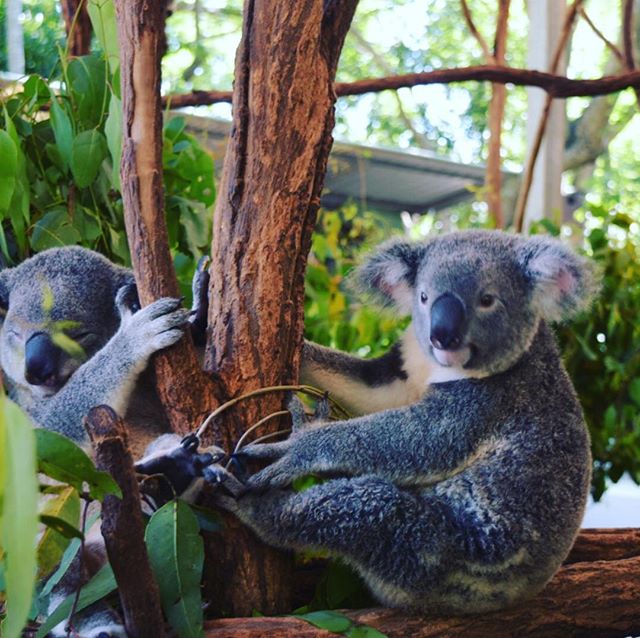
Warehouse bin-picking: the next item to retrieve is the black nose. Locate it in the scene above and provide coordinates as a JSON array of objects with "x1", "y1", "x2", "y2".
[
  {"x1": 430, "y1": 293, "x2": 466, "y2": 350},
  {"x1": 25, "y1": 332, "x2": 62, "y2": 386}
]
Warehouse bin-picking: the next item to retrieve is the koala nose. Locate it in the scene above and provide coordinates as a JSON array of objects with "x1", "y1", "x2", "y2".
[
  {"x1": 430, "y1": 293, "x2": 466, "y2": 351},
  {"x1": 25, "y1": 332, "x2": 62, "y2": 386}
]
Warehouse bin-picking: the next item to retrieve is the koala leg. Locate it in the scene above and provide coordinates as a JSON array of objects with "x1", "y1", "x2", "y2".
[{"x1": 228, "y1": 476, "x2": 455, "y2": 606}]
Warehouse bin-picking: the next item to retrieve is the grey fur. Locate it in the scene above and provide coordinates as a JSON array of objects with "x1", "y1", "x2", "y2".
[
  {"x1": 0, "y1": 246, "x2": 189, "y2": 446},
  {"x1": 224, "y1": 230, "x2": 597, "y2": 614}
]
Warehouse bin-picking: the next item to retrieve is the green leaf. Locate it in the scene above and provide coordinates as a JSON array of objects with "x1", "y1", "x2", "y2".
[
  {"x1": 30, "y1": 209, "x2": 82, "y2": 251},
  {"x1": 297, "y1": 610, "x2": 353, "y2": 633},
  {"x1": 35, "y1": 430, "x2": 121, "y2": 501},
  {"x1": 1, "y1": 399, "x2": 40, "y2": 638},
  {"x1": 104, "y1": 93, "x2": 122, "y2": 190},
  {"x1": 87, "y1": 0, "x2": 120, "y2": 74},
  {"x1": 49, "y1": 98, "x2": 74, "y2": 172},
  {"x1": 70, "y1": 129, "x2": 108, "y2": 188},
  {"x1": 145, "y1": 499, "x2": 204, "y2": 638},
  {"x1": 37, "y1": 485, "x2": 81, "y2": 577},
  {"x1": 49, "y1": 332, "x2": 86, "y2": 360},
  {"x1": 629, "y1": 378, "x2": 640, "y2": 406},
  {"x1": 0, "y1": 130, "x2": 18, "y2": 213},
  {"x1": 35, "y1": 563, "x2": 117, "y2": 638},
  {"x1": 67, "y1": 55, "x2": 107, "y2": 130}
]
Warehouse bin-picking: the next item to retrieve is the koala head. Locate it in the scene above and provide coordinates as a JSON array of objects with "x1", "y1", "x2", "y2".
[
  {"x1": 0, "y1": 247, "x2": 134, "y2": 397},
  {"x1": 354, "y1": 230, "x2": 599, "y2": 377}
]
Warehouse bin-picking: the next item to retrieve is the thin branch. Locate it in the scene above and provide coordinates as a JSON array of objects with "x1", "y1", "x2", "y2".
[
  {"x1": 162, "y1": 66, "x2": 640, "y2": 108},
  {"x1": 622, "y1": 0, "x2": 640, "y2": 105},
  {"x1": 485, "y1": 0, "x2": 511, "y2": 228},
  {"x1": 460, "y1": 0, "x2": 495, "y2": 62},
  {"x1": 514, "y1": 0, "x2": 585, "y2": 233},
  {"x1": 579, "y1": 6, "x2": 625, "y2": 64}
]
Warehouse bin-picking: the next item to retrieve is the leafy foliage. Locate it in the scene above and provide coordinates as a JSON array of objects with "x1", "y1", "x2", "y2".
[
  {"x1": 552, "y1": 207, "x2": 640, "y2": 500},
  {"x1": 0, "y1": 40, "x2": 215, "y2": 298}
]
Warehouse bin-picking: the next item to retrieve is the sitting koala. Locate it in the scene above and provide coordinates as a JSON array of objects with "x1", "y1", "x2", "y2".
[{"x1": 221, "y1": 230, "x2": 598, "y2": 614}]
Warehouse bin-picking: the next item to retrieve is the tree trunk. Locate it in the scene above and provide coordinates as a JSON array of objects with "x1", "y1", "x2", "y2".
[
  {"x1": 60, "y1": 0, "x2": 92, "y2": 57},
  {"x1": 203, "y1": 0, "x2": 358, "y2": 617},
  {"x1": 114, "y1": 0, "x2": 217, "y2": 437},
  {"x1": 6, "y1": 0, "x2": 25, "y2": 74}
]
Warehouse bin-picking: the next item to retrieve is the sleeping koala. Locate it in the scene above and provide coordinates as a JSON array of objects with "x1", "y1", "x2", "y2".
[
  {"x1": 0, "y1": 246, "x2": 208, "y2": 454},
  {"x1": 0, "y1": 246, "x2": 210, "y2": 637},
  {"x1": 221, "y1": 230, "x2": 598, "y2": 614}
]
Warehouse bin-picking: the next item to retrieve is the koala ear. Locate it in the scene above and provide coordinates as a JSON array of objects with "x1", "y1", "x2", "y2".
[
  {"x1": 517, "y1": 236, "x2": 599, "y2": 322},
  {"x1": 351, "y1": 239, "x2": 424, "y2": 313}
]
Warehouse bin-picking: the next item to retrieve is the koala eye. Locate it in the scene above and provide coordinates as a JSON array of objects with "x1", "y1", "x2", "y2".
[
  {"x1": 479, "y1": 293, "x2": 497, "y2": 309},
  {"x1": 420, "y1": 292, "x2": 428, "y2": 304}
]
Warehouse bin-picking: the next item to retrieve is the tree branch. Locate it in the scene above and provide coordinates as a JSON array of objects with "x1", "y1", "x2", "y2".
[
  {"x1": 162, "y1": 66, "x2": 640, "y2": 108},
  {"x1": 85, "y1": 405, "x2": 165, "y2": 638},
  {"x1": 579, "y1": 7, "x2": 624, "y2": 64}
]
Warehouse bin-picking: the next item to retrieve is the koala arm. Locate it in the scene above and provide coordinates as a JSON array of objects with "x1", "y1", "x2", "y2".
[
  {"x1": 301, "y1": 328, "x2": 429, "y2": 415},
  {"x1": 243, "y1": 392, "x2": 488, "y2": 491},
  {"x1": 28, "y1": 297, "x2": 188, "y2": 442}
]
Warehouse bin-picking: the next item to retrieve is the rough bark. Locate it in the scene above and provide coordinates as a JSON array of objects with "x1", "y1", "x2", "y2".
[
  {"x1": 114, "y1": 0, "x2": 217, "y2": 436},
  {"x1": 85, "y1": 405, "x2": 165, "y2": 638},
  {"x1": 566, "y1": 527, "x2": 640, "y2": 563},
  {"x1": 204, "y1": 553, "x2": 640, "y2": 638},
  {"x1": 60, "y1": 0, "x2": 92, "y2": 57},
  {"x1": 202, "y1": 0, "x2": 358, "y2": 617}
]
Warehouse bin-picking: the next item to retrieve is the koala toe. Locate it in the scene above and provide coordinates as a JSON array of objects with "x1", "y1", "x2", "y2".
[{"x1": 238, "y1": 440, "x2": 291, "y2": 460}]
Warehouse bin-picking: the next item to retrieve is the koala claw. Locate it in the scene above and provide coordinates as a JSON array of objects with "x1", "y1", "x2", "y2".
[{"x1": 203, "y1": 465, "x2": 246, "y2": 497}]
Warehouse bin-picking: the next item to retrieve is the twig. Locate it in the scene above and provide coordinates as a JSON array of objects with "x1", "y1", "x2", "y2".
[
  {"x1": 514, "y1": 0, "x2": 585, "y2": 233},
  {"x1": 162, "y1": 66, "x2": 640, "y2": 108},
  {"x1": 622, "y1": 0, "x2": 640, "y2": 105},
  {"x1": 460, "y1": 0, "x2": 495, "y2": 62},
  {"x1": 196, "y1": 385, "x2": 350, "y2": 439},
  {"x1": 231, "y1": 410, "x2": 290, "y2": 457},
  {"x1": 578, "y1": 7, "x2": 624, "y2": 64}
]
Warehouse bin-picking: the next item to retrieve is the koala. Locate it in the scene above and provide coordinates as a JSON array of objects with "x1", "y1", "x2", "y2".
[
  {"x1": 0, "y1": 246, "x2": 208, "y2": 637},
  {"x1": 0, "y1": 246, "x2": 212, "y2": 454},
  {"x1": 220, "y1": 230, "x2": 598, "y2": 614}
]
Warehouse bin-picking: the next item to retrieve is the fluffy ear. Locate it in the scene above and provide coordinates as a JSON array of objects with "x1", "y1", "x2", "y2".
[
  {"x1": 351, "y1": 239, "x2": 424, "y2": 314},
  {"x1": 517, "y1": 236, "x2": 600, "y2": 322}
]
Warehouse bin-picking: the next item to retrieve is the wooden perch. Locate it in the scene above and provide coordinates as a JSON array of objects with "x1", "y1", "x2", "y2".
[
  {"x1": 204, "y1": 529, "x2": 640, "y2": 638},
  {"x1": 163, "y1": 66, "x2": 640, "y2": 109},
  {"x1": 85, "y1": 405, "x2": 165, "y2": 638}
]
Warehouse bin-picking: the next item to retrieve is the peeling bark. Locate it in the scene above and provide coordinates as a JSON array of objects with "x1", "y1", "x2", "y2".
[{"x1": 60, "y1": 0, "x2": 92, "y2": 57}]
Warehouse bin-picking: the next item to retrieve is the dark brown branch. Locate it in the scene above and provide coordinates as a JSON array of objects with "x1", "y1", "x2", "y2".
[
  {"x1": 622, "y1": 0, "x2": 640, "y2": 105},
  {"x1": 204, "y1": 553, "x2": 640, "y2": 637},
  {"x1": 85, "y1": 405, "x2": 165, "y2": 638},
  {"x1": 565, "y1": 528, "x2": 640, "y2": 564},
  {"x1": 60, "y1": 0, "x2": 92, "y2": 57},
  {"x1": 514, "y1": 0, "x2": 585, "y2": 233},
  {"x1": 579, "y1": 7, "x2": 624, "y2": 64},
  {"x1": 162, "y1": 66, "x2": 640, "y2": 108}
]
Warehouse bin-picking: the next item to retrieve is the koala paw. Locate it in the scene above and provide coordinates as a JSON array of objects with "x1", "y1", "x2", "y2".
[{"x1": 116, "y1": 294, "x2": 189, "y2": 361}]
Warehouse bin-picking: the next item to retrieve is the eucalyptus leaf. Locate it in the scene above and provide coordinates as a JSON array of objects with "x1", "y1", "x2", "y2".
[
  {"x1": 30, "y1": 209, "x2": 82, "y2": 251},
  {"x1": 297, "y1": 610, "x2": 353, "y2": 633},
  {"x1": 35, "y1": 430, "x2": 121, "y2": 501},
  {"x1": 70, "y1": 129, "x2": 108, "y2": 188},
  {"x1": 35, "y1": 564, "x2": 117, "y2": 638},
  {"x1": 1, "y1": 399, "x2": 39, "y2": 638},
  {"x1": 0, "y1": 130, "x2": 18, "y2": 213},
  {"x1": 87, "y1": 0, "x2": 120, "y2": 74},
  {"x1": 49, "y1": 99, "x2": 74, "y2": 171},
  {"x1": 145, "y1": 499, "x2": 204, "y2": 638},
  {"x1": 104, "y1": 93, "x2": 122, "y2": 190}
]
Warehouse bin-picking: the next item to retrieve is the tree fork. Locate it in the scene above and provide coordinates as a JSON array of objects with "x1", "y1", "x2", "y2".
[
  {"x1": 203, "y1": 0, "x2": 358, "y2": 617},
  {"x1": 114, "y1": 0, "x2": 217, "y2": 436}
]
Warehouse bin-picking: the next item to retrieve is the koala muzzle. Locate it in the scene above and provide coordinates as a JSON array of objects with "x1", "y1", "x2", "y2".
[
  {"x1": 25, "y1": 332, "x2": 63, "y2": 387},
  {"x1": 430, "y1": 293, "x2": 466, "y2": 350}
]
